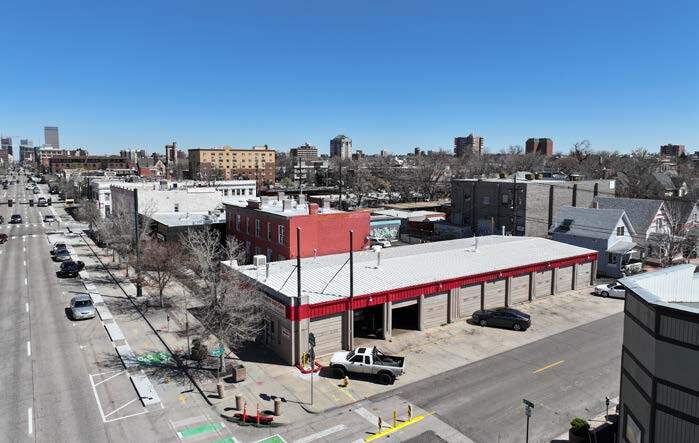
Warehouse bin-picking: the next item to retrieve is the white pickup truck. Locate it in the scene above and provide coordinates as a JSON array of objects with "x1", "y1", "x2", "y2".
[{"x1": 330, "y1": 346, "x2": 405, "y2": 385}]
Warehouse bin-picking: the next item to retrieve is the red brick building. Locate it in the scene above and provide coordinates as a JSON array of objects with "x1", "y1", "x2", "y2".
[
  {"x1": 525, "y1": 138, "x2": 554, "y2": 157},
  {"x1": 225, "y1": 196, "x2": 370, "y2": 262}
]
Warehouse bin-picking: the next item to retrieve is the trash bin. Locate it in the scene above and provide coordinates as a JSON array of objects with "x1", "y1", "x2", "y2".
[{"x1": 230, "y1": 364, "x2": 246, "y2": 382}]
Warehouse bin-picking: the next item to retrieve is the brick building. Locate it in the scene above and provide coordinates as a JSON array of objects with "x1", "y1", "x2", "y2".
[
  {"x1": 451, "y1": 177, "x2": 616, "y2": 237},
  {"x1": 48, "y1": 155, "x2": 129, "y2": 174},
  {"x1": 188, "y1": 146, "x2": 276, "y2": 186},
  {"x1": 659, "y1": 144, "x2": 686, "y2": 157},
  {"x1": 224, "y1": 195, "x2": 370, "y2": 263},
  {"x1": 525, "y1": 138, "x2": 554, "y2": 157},
  {"x1": 454, "y1": 134, "x2": 484, "y2": 157}
]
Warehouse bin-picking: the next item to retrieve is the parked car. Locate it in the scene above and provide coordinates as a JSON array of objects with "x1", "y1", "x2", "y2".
[
  {"x1": 369, "y1": 237, "x2": 392, "y2": 248},
  {"x1": 9, "y1": 214, "x2": 22, "y2": 224},
  {"x1": 53, "y1": 249, "x2": 72, "y2": 262},
  {"x1": 594, "y1": 282, "x2": 626, "y2": 298},
  {"x1": 25, "y1": 184, "x2": 34, "y2": 190},
  {"x1": 51, "y1": 243, "x2": 68, "y2": 255},
  {"x1": 0, "y1": 233, "x2": 8, "y2": 244},
  {"x1": 43, "y1": 214, "x2": 56, "y2": 223},
  {"x1": 472, "y1": 307, "x2": 531, "y2": 331},
  {"x1": 59, "y1": 260, "x2": 85, "y2": 278},
  {"x1": 68, "y1": 295, "x2": 96, "y2": 320},
  {"x1": 32, "y1": 187, "x2": 40, "y2": 194},
  {"x1": 330, "y1": 346, "x2": 405, "y2": 385},
  {"x1": 0, "y1": 215, "x2": 4, "y2": 224}
]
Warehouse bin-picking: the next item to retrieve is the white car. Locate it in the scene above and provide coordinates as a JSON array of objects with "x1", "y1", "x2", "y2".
[
  {"x1": 594, "y1": 282, "x2": 626, "y2": 298},
  {"x1": 369, "y1": 237, "x2": 391, "y2": 248}
]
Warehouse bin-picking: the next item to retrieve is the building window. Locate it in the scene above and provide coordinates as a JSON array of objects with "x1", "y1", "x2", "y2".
[
  {"x1": 223, "y1": 189, "x2": 229, "y2": 196},
  {"x1": 248, "y1": 188, "x2": 254, "y2": 195},
  {"x1": 624, "y1": 409, "x2": 643, "y2": 443},
  {"x1": 278, "y1": 225, "x2": 285, "y2": 245},
  {"x1": 655, "y1": 219, "x2": 662, "y2": 230},
  {"x1": 267, "y1": 222, "x2": 272, "y2": 240},
  {"x1": 174, "y1": 203, "x2": 179, "y2": 212},
  {"x1": 608, "y1": 253, "x2": 619, "y2": 265},
  {"x1": 267, "y1": 248, "x2": 273, "y2": 262},
  {"x1": 255, "y1": 247, "x2": 261, "y2": 256},
  {"x1": 235, "y1": 214, "x2": 241, "y2": 231},
  {"x1": 255, "y1": 219, "x2": 261, "y2": 237},
  {"x1": 617, "y1": 226, "x2": 625, "y2": 236}
]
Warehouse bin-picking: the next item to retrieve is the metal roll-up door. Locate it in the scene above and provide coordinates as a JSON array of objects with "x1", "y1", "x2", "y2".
[
  {"x1": 458, "y1": 284, "x2": 482, "y2": 318},
  {"x1": 575, "y1": 262, "x2": 593, "y2": 289},
  {"x1": 535, "y1": 270, "x2": 553, "y2": 298},
  {"x1": 509, "y1": 274, "x2": 530, "y2": 305},
  {"x1": 309, "y1": 314, "x2": 343, "y2": 357},
  {"x1": 484, "y1": 279, "x2": 506, "y2": 309},
  {"x1": 556, "y1": 266, "x2": 574, "y2": 293},
  {"x1": 393, "y1": 299, "x2": 418, "y2": 309},
  {"x1": 422, "y1": 293, "x2": 448, "y2": 329}
]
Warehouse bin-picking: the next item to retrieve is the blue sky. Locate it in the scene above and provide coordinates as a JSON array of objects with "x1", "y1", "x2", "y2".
[{"x1": 1, "y1": 1, "x2": 697, "y2": 155}]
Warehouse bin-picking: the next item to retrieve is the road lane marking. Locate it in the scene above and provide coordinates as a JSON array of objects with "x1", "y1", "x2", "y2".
[
  {"x1": 28, "y1": 408, "x2": 33, "y2": 435},
  {"x1": 354, "y1": 407, "x2": 380, "y2": 425},
  {"x1": 24, "y1": 277, "x2": 27, "y2": 285},
  {"x1": 293, "y1": 424, "x2": 346, "y2": 443},
  {"x1": 533, "y1": 359, "x2": 565, "y2": 374},
  {"x1": 104, "y1": 398, "x2": 138, "y2": 419},
  {"x1": 26, "y1": 303, "x2": 29, "y2": 313},
  {"x1": 27, "y1": 341, "x2": 31, "y2": 356},
  {"x1": 23, "y1": 260, "x2": 26, "y2": 266}
]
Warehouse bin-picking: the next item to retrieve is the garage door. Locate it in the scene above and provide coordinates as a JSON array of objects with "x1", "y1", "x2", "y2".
[
  {"x1": 575, "y1": 262, "x2": 593, "y2": 289},
  {"x1": 309, "y1": 314, "x2": 343, "y2": 357},
  {"x1": 509, "y1": 274, "x2": 530, "y2": 305},
  {"x1": 484, "y1": 279, "x2": 506, "y2": 309},
  {"x1": 393, "y1": 298, "x2": 418, "y2": 309},
  {"x1": 534, "y1": 270, "x2": 553, "y2": 298},
  {"x1": 556, "y1": 266, "x2": 574, "y2": 292},
  {"x1": 422, "y1": 293, "x2": 448, "y2": 329},
  {"x1": 458, "y1": 283, "x2": 482, "y2": 318}
]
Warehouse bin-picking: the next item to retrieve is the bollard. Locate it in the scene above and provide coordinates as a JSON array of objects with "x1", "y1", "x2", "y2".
[
  {"x1": 408, "y1": 404, "x2": 413, "y2": 420},
  {"x1": 235, "y1": 394, "x2": 243, "y2": 411},
  {"x1": 342, "y1": 376, "x2": 350, "y2": 387},
  {"x1": 274, "y1": 398, "x2": 282, "y2": 416},
  {"x1": 242, "y1": 403, "x2": 248, "y2": 423},
  {"x1": 217, "y1": 383, "x2": 225, "y2": 399},
  {"x1": 393, "y1": 410, "x2": 397, "y2": 428},
  {"x1": 378, "y1": 416, "x2": 383, "y2": 432}
]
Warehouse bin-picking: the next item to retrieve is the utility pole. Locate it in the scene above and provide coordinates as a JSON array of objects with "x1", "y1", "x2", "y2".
[
  {"x1": 523, "y1": 399, "x2": 534, "y2": 443},
  {"x1": 133, "y1": 188, "x2": 142, "y2": 297},
  {"x1": 512, "y1": 174, "x2": 518, "y2": 236},
  {"x1": 338, "y1": 159, "x2": 343, "y2": 211},
  {"x1": 349, "y1": 230, "x2": 354, "y2": 350}
]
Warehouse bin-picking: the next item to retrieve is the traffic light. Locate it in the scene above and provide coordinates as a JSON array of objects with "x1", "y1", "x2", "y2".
[
  {"x1": 29, "y1": 199, "x2": 34, "y2": 207},
  {"x1": 7, "y1": 199, "x2": 12, "y2": 207}
]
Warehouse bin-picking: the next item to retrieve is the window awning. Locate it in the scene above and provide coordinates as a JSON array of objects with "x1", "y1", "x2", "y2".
[{"x1": 607, "y1": 240, "x2": 637, "y2": 254}]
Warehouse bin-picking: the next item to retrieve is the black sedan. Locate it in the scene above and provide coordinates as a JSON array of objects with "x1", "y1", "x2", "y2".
[
  {"x1": 9, "y1": 214, "x2": 22, "y2": 224},
  {"x1": 59, "y1": 260, "x2": 85, "y2": 277},
  {"x1": 472, "y1": 307, "x2": 531, "y2": 331}
]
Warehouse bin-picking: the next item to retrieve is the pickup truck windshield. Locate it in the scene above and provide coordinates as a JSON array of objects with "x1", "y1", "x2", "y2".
[{"x1": 346, "y1": 350, "x2": 355, "y2": 360}]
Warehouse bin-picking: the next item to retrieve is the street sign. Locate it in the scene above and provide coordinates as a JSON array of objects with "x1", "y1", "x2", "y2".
[
  {"x1": 524, "y1": 405, "x2": 532, "y2": 417},
  {"x1": 523, "y1": 399, "x2": 535, "y2": 408},
  {"x1": 308, "y1": 333, "x2": 316, "y2": 347},
  {"x1": 211, "y1": 347, "x2": 225, "y2": 357}
]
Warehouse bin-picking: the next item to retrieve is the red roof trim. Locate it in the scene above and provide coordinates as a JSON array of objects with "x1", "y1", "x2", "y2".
[{"x1": 286, "y1": 252, "x2": 597, "y2": 320}]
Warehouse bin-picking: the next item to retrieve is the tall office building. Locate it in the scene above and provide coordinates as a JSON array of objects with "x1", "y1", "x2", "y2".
[
  {"x1": 165, "y1": 142, "x2": 177, "y2": 165},
  {"x1": 525, "y1": 138, "x2": 554, "y2": 157},
  {"x1": 1, "y1": 137, "x2": 12, "y2": 157},
  {"x1": 330, "y1": 135, "x2": 352, "y2": 159},
  {"x1": 19, "y1": 139, "x2": 34, "y2": 163},
  {"x1": 454, "y1": 134, "x2": 484, "y2": 157},
  {"x1": 659, "y1": 144, "x2": 686, "y2": 157},
  {"x1": 290, "y1": 143, "x2": 318, "y2": 161},
  {"x1": 44, "y1": 126, "x2": 59, "y2": 148}
]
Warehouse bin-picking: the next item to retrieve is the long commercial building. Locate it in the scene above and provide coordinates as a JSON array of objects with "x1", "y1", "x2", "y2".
[
  {"x1": 231, "y1": 235, "x2": 597, "y2": 365},
  {"x1": 188, "y1": 146, "x2": 276, "y2": 186}
]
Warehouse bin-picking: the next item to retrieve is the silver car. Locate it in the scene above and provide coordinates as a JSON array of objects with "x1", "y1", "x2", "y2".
[{"x1": 69, "y1": 295, "x2": 96, "y2": 320}]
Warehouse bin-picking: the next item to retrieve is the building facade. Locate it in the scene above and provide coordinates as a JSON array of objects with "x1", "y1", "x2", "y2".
[
  {"x1": 230, "y1": 235, "x2": 597, "y2": 365},
  {"x1": 525, "y1": 138, "x2": 554, "y2": 157},
  {"x1": 44, "y1": 126, "x2": 59, "y2": 148},
  {"x1": 330, "y1": 135, "x2": 352, "y2": 159},
  {"x1": 451, "y1": 178, "x2": 616, "y2": 237},
  {"x1": 48, "y1": 155, "x2": 129, "y2": 174},
  {"x1": 188, "y1": 146, "x2": 276, "y2": 186},
  {"x1": 290, "y1": 143, "x2": 318, "y2": 161},
  {"x1": 454, "y1": 134, "x2": 483, "y2": 157},
  {"x1": 0, "y1": 137, "x2": 12, "y2": 157},
  {"x1": 659, "y1": 144, "x2": 686, "y2": 157},
  {"x1": 224, "y1": 195, "x2": 370, "y2": 263},
  {"x1": 617, "y1": 265, "x2": 699, "y2": 443}
]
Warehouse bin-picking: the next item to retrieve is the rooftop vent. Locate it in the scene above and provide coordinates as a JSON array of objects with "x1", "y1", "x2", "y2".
[{"x1": 252, "y1": 255, "x2": 267, "y2": 267}]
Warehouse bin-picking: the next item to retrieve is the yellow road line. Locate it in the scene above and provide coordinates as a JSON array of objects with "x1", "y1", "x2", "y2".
[
  {"x1": 364, "y1": 415, "x2": 426, "y2": 442},
  {"x1": 533, "y1": 359, "x2": 565, "y2": 374}
]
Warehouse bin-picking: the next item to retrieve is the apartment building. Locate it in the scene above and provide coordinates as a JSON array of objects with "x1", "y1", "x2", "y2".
[{"x1": 188, "y1": 146, "x2": 276, "y2": 186}]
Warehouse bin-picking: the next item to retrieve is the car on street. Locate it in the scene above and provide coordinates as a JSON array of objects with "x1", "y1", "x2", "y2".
[
  {"x1": 51, "y1": 242, "x2": 68, "y2": 255},
  {"x1": 59, "y1": 260, "x2": 85, "y2": 278},
  {"x1": 37, "y1": 197, "x2": 47, "y2": 207},
  {"x1": 0, "y1": 233, "x2": 7, "y2": 244},
  {"x1": 68, "y1": 295, "x2": 96, "y2": 320},
  {"x1": 9, "y1": 214, "x2": 22, "y2": 224},
  {"x1": 369, "y1": 237, "x2": 392, "y2": 248},
  {"x1": 0, "y1": 215, "x2": 4, "y2": 224},
  {"x1": 32, "y1": 187, "x2": 40, "y2": 194},
  {"x1": 472, "y1": 307, "x2": 531, "y2": 331},
  {"x1": 594, "y1": 282, "x2": 626, "y2": 298},
  {"x1": 43, "y1": 214, "x2": 56, "y2": 223},
  {"x1": 330, "y1": 346, "x2": 406, "y2": 385},
  {"x1": 53, "y1": 249, "x2": 72, "y2": 262},
  {"x1": 25, "y1": 184, "x2": 34, "y2": 190}
]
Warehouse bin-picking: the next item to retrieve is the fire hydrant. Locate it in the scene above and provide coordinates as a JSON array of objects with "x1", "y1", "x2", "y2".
[{"x1": 341, "y1": 376, "x2": 350, "y2": 388}]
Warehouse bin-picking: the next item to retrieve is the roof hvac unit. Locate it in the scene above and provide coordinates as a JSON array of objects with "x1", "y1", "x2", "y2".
[{"x1": 252, "y1": 255, "x2": 267, "y2": 267}]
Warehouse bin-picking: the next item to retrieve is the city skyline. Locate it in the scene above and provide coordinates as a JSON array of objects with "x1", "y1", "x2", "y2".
[{"x1": 1, "y1": 1, "x2": 697, "y2": 154}]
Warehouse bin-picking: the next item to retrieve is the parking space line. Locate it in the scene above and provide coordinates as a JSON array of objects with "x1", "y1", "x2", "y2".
[
  {"x1": 27, "y1": 341, "x2": 31, "y2": 357},
  {"x1": 94, "y1": 370, "x2": 126, "y2": 387},
  {"x1": 533, "y1": 359, "x2": 565, "y2": 374},
  {"x1": 28, "y1": 408, "x2": 33, "y2": 435},
  {"x1": 104, "y1": 398, "x2": 138, "y2": 419}
]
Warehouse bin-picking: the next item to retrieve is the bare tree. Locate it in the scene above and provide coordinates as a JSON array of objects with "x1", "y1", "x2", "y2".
[
  {"x1": 141, "y1": 239, "x2": 181, "y2": 307},
  {"x1": 180, "y1": 228, "x2": 265, "y2": 376},
  {"x1": 648, "y1": 201, "x2": 696, "y2": 265},
  {"x1": 75, "y1": 200, "x2": 101, "y2": 231}
]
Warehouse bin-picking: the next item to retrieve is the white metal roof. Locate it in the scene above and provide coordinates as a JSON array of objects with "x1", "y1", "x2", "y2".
[{"x1": 233, "y1": 235, "x2": 595, "y2": 305}]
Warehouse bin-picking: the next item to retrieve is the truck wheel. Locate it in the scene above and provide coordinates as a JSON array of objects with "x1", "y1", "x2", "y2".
[
  {"x1": 332, "y1": 366, "x2": 346, "y2": 379},
  {"x1": 479, "y1": 319, "x2": 488, "y2": 327},
  {"x1": 378, "y1": 372, "x2": 394, "y2": 385}
]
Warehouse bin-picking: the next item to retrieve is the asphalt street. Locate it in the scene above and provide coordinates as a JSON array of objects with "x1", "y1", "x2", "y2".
[{"x1": 373, "y1": 312, "x2": 623, "y2": 443}]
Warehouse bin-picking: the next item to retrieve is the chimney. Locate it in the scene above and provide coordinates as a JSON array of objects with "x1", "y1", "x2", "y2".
[
  {"x1": 372, "y1": 245, "x2": 382, "y2": 268},
  {"x1": 247, "y1": 199, "x2": 261, "y2": 209},
  {"x1": 282, "y1": 198, "x2": 292, "y2": 212},
  {"x1": 308, "y1": 203, "x2": 319, "y2": 215}
]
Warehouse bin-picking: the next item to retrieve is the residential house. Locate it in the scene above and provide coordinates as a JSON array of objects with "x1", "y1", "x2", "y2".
[
  {"x1": 650, "y1": 171, "x2": 688, "y2": 198},
  {"x1": 550, "y1": 206, "x2": 640, "y2": 278}
]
